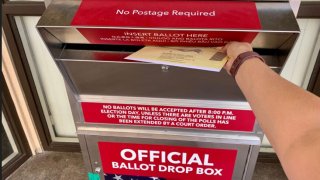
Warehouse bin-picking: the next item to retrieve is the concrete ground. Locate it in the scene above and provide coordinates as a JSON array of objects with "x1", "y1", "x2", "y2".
[{"x1": 6, "y1": 152, "x2": 287, "y2": 180}]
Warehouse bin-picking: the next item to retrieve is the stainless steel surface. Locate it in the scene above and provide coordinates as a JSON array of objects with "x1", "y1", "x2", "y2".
[
  {"x1": 65, "y1": 81, "x2": 82, "y2": 122},
  {"x1": 255, "y1": 3, "x2": 298, "y2": 31},
  {"x1": 76, "y1": 122, "x2": 263, "y2": 141},
  {"x1": 38, "y1": 0, "x2": 80, "y2": 27},
  {"x1": 37, "y1": 0, "x2": 299, "y2": 101},
  {"x1": 75, "y1": 120, "x2": 262, "y2": 140},
  {"x1": 59, "y1": 47, "x2": 132, "y2": 61},
  {"x1": 79, "y1": 95, "x2": 251, "y2": 109},
  {"x1": 37, "y1": 28, "x2": 64, "y2": 60},
  {"x1": 77, "y1": 126, "x2": 261, "y2": 145},
  {"x1": 59, "y1": 47, "x2": 278, "y2": 62},
  {"x1": 78, "y1": 134, "x2": 93, "y2": 172},
  {"x1": 51, "y1": 45, "x2": 286, "y2": 102},
  {"x1": 59, "y1": 47, "x2": 282, "y2": 69},
  {"x1": 252, "y1": 32, "x2": 295, "y2": 49},
  {"x1": 37, "y1": 1, "x2": 299, "y2": 49},
  {"x1": 46, "y1": 27, "x2": 89, "y2": 43},
  {"x1": 243, "y1": 145, "x2": 261, "y2": 180},
  {"x1": 61, "y1": 60, "x2": 246, "y2": 101},
  {"x1": 78, "y1": 129, "x2": 260, "y2": 180}
]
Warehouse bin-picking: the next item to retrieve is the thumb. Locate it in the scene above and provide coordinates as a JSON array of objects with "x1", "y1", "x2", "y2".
[{"x1": 221, "y1": 43, "x2": 230, "y2": 53}]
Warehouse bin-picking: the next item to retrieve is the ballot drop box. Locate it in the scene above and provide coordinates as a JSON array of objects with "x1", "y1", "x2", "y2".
[{"x1": 37, "y1": 0, "x2": 299, "y2": 179}]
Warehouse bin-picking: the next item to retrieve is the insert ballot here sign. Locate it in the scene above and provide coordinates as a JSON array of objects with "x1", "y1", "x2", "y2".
[
  {"x1": 99, "y1": 142, "x2": 237, "y2": 180},
  {"x1": 81, "y1": 102, "x2": 255, "y2": 132}
]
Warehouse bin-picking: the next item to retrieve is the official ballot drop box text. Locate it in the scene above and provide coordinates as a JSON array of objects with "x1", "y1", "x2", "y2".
[{"x1": 37, "y1": 0, "x2": 300, "y2": 179}]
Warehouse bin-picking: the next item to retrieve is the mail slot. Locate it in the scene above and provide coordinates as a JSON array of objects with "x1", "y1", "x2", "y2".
[
  {"x1": 37, "y1": 0, "x2": 299, "y2": 99},
  {"x1": 37, "y1": 0, "x2": 299, "y2": 179}
]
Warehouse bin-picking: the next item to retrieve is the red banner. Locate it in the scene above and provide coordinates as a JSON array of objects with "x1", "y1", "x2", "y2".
[
  {"x1": 81, "y1": 102, "x2": 256, "y2": 132},
  {"x1": 71, "y1": 0, "x2": 261, "y2": 46},
  {"x1": 72, "y1": 0, "x2": 260, "y2": 29},
  {"x1": 99, "y1": 142, "x2": 237, "y2": 180}
]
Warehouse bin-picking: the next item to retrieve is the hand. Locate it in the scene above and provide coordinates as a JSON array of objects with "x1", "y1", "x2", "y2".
[{"x1": 222, "y1": 42, "x2": 253, "y2": 74}]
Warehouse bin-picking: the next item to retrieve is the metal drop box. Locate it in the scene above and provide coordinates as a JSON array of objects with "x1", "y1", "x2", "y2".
[
  {"x1": 37, "y1": 0, "x2": 299, "y2": 179},
  {"x1": 77, "y1": 127, "x2": 261, "y2": 180}
]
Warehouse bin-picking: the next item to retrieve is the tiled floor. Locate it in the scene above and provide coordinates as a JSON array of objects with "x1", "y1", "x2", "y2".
[{"x1": 6, "y1": 152, "x2": 287, "y2": 180}]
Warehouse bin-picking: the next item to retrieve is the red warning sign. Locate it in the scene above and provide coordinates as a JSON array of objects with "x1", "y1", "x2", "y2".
[{"x1": 81, "y1": 102, "x2": 255, "y2": 132}]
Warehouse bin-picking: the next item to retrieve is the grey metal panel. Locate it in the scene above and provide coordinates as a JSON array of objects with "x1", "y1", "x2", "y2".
[
  {"x1": 242, "y1": 145, "x2": 261, "y2": 180},
  {"x1": 78, "y1": 134, "x2": 93, "y2": 172},
  {"x1": 78, "y1": 95, "x2": 251, "y2": 111},
  {"x1": 37, "y1": 1, "x2": 299, "y2": 49},
  {"x1": 77, "y1": 126, "x2": 261, "y2": 146},
  {"x1": 59, "y1": 46, "x2": 280, "y2": 65},
  {"x1": 255, "y1": 3, "x2": 299, "y2": 31},
  {"x1": 46, "y1": 27, "x2": 89, "y2": 43},
  {"x1": 75, "y1": 122, "x2": 263, "y2": 140},
  {"x1": 59, "y1": 49, "x2": 132, "y2": 61},
  {"x1": 79, "y1": 130, "x2": 260, "y2": 180},
  {"x1": 65, "y1": 81, "x2": 83, "y2": 123},
  {"x1": 37, "y1": 0, "x2": 80, "y2": 27},
  {"x1": 252, "y1": 33, "x2": 295, "y2": 49},
  {"x1": 58, "y1": 48, "x2": 283, "y2": 72},
  {"x1": 36, "y1": 28, "x2": 64, "y2": 59},
  {"x1": 60, "y1": 60, "x2": 246, "y2": 101}
]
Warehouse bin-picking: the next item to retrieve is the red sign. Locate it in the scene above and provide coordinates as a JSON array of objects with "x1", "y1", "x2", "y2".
[
  {"x1": 71, "y1": 0, "x2": 261, "y2": 46},
  {"x1": 72, "y1": 0, "x2": 260, "y2": 29},
  {"x1": 99, "y1": 142, "x2": 237, "y2": 180},
  {"x1": 81, "y1": 102, "x2": 256, "y2": 132}
]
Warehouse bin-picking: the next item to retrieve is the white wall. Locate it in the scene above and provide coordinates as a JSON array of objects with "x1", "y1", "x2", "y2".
[
  {"x1": 15, "y1": 16, "x2": 77, "y2": 142},
  {"x1": 281, "y1": 19, "x2": 320, "y2": 86}
]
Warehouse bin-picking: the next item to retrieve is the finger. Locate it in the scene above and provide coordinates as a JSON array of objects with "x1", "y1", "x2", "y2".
[{"x1": 221, "y1": 43, "x2": 229, "y2": 53}]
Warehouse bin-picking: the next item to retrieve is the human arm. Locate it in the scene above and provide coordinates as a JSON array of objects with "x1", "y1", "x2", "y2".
[{"x1": 223, "y1": 42, "x2": 320, "y2": 180}]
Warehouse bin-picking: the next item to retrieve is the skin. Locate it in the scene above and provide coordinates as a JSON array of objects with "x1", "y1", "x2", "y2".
[{"x1": 223, "y1": 42, "x2": 320, "y2": 180}]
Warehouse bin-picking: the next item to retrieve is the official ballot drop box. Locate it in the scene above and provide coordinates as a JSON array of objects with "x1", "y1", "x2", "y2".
[{"x1": 37, "y1": 0, "x2": 299, "y2": 179}]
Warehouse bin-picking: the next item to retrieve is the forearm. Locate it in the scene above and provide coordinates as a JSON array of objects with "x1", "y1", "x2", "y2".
[
  {"x1": 236, "y1": 58, "x2": 320, "y2": 157},
  {"x1": 223, "y1": 42, "x2": 320, "y2": 179}
]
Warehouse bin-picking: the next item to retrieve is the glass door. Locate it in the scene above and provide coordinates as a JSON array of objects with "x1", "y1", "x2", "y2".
[{"x1": 1, "y1": 81, "x2": 32, "y2": 179}]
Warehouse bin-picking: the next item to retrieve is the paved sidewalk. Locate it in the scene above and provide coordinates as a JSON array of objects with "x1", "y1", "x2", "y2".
[{"x1": 7, "y1": 152, "x2": 287, "y2": 180}]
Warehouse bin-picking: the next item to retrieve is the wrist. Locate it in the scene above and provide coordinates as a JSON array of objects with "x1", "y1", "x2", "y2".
[
  {"x1": 235, "y1": 58, "x2": 266, "y2": 82},
  {"x1": 229, "y1": 51, "x2": 265, "y2": 78}
]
